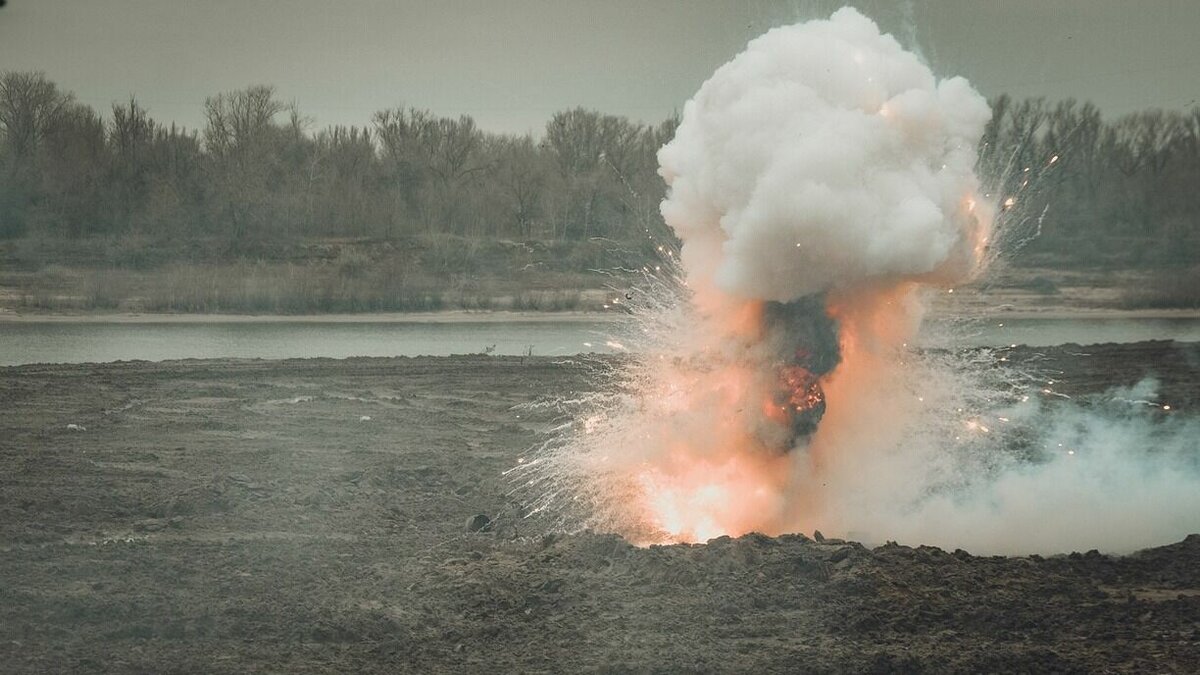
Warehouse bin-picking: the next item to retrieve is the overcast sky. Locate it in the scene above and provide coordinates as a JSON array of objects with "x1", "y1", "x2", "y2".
[{"x1": 1, "y1": 1, "x2": 1197, "y2": 134}]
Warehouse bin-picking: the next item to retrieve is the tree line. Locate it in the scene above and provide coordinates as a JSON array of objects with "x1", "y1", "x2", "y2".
[
  {"x1": 979, "y1": 95, "x2": 1200, "y2": 264},
  {"x1": 0, "y1": 72, "x2": 675, "y2": 247},
  {"x1": 1, "y1": 71, "x2": 1197, "y2": 267}
]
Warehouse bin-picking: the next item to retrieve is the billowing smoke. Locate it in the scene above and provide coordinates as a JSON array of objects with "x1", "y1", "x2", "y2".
[
  {"x1": 653, "y1": 6, "x2": 994, "y2": 459},
  {"x1": 513, "y1": 8, "x2": 1200, "y2": 555},
  {"x1": 659, "y1": 7, "x2": 992, "y2": 306}
]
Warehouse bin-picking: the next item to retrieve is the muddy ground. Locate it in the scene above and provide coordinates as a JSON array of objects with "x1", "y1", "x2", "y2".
[{"x1": 1, "y1": 343, "x2": 1198, "y2": 673}]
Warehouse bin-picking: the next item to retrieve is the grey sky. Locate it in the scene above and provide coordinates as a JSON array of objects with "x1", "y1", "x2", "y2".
[{"x1": 1, "y1": 1, "x2": 1197, "y2": 135}]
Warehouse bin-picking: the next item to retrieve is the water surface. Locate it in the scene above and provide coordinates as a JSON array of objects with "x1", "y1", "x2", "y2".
[
  {"x1": 923, "y1": 317, "x2": 1200, "y2": 348},
  {"x1": 0, "y1": 320, "x2": 619, "y2": 367},
  {"x1": 3, "y1": 316, "x2": 1199, "y2": 367}
]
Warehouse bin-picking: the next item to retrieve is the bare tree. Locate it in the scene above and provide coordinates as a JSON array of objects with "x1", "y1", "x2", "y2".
[
  {"x1": 203, "y1": 85, "x2": 285, "y2": 158},
  {"x1": 495, "y1": 135, "x2": 547, "y2": 238},
  {"x1": 0, "y1": 71, "x2": 74, "y2": 160},
  {"x1": 202, "y1": 85, "x2": 288, "y2": 239}
]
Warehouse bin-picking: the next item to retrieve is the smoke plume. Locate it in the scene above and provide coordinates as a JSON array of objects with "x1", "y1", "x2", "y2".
[
  {"x1": 515, "y1": 7, "x2": 1200, "y2": 555},
  {"x1": 659, "y1": 7, "x2": 992, "y2": 305}
]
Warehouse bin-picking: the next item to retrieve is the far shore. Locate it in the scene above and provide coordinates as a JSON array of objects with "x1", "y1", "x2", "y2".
[
  {"x1": 942, "y1": 307, "x2": 1200, "y2": 320},
  {"x1": 0, "y1": 306, "x2": 1198, "y2": 323},
  {"x1": 0, "y1": 309, "x2": 627, "y2": 324}
]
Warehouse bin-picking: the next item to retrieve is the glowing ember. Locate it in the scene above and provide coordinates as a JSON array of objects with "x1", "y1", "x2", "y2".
[{"x1": 776, "y1": 365, "x2": 825, "y2": 427}]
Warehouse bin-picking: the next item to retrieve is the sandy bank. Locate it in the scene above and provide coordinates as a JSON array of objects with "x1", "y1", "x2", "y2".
[{"x1": 0, "y1": 309, "x2": 627, "y2": 324}]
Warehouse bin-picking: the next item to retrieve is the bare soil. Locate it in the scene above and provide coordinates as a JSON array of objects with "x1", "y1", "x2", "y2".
[{"x1": 1, "y1": 344, "x2": 1198, "y2": 673}]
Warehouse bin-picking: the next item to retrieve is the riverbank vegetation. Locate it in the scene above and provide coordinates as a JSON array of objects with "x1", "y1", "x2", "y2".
[{"x1": 1, "y1": 71, "x2": 1197, "y2": 312}]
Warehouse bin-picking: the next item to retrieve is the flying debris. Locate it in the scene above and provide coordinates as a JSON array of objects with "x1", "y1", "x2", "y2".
[{"x1": 762, "y1": 295, "x2": 840, "y2": 445}]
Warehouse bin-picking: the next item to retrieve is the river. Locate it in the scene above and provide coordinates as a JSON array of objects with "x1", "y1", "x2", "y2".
[{"x1": 2, "y1": 316, "x2": 1199, "y2": 367}]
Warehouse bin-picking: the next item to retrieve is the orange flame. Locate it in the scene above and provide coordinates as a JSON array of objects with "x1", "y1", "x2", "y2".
[{"x1": 635, "y1": 450, "x2": 788, "y2": 544}]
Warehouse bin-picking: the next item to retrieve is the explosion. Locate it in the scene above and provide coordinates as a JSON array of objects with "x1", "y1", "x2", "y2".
[{"x1": 511, "y1": 8, "x2": 1200, "y2": 554}]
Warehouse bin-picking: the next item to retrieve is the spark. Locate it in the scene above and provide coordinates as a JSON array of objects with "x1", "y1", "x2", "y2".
[{"x1": 965, "y1": 420, "x2": 990, "y2": 433}]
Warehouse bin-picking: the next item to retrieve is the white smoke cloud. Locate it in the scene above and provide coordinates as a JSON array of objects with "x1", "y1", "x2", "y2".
[
  {"x1": 520, "y1": 7, "x2": 1200, "y2": 557},
  {"x1": 659, "y1": 7, "x2": 993, "y2": 303},
  {"x1": 645, "y1": 7, "x2": 1199, "y2": 554}
]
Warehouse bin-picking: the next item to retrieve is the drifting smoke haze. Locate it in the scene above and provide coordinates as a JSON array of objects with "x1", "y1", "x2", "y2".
[
  {"x1": 514, "y1": 8, "x2": 1200, "y2": 555},
  {"x1": 859, "y1": 381, "x2": 1200, "y2": 554}
]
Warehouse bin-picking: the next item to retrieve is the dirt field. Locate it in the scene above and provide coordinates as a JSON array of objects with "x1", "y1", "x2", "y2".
[{"x1": 1, "y1": 344, "x2": 1198, "y2": 672}]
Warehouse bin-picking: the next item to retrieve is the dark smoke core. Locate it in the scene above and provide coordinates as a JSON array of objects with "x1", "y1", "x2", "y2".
[{"x1": 763, "y1": 295, "x2": 841, "y2": 445}]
